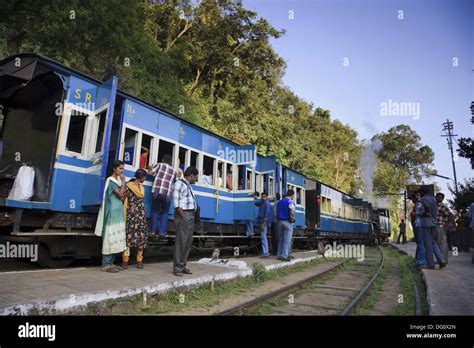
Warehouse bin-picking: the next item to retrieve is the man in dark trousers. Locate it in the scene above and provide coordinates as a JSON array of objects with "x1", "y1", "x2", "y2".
[
  {"x1": 397, "y1": 219, "x2": 407, "y2": 244},
  {"x1": 276, "y1": 190, "x2": 296, "y2": 262},
  {"x1": 148, "y1": 154, "x2": 178, "y2": 239},
  {"x1": 246, "y1": 192, "x2": 273, "y2": 258},
  {"x1": 435, "y1": 192, "x2": 452, "y2": 263},
  {"x1": 420, "y1": 187, "x2": 446, "y2": 269},
  {"x1": 271, "y1": 193, "x2": 281, "y2": 255},
  {"x1": 172, "y1": 166, "x2": 199, "y2": 277}
]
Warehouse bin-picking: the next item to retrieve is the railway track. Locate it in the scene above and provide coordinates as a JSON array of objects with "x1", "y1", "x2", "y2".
[{"x1": 218, "y1": 246, "x2": 384, "y2": 316}]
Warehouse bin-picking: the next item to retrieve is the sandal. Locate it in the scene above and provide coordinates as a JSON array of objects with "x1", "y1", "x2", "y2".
[
  {"x1": 113, "y1": 264, "x2": 125, "y2": 270},
  {"x1": 137, "y1": 262, "x2": 144, "y2": 269}
]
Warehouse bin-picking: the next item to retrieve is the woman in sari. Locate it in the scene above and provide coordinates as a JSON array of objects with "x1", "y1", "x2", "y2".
[
  {"x1": 122, "y1": 169, "x2": 148, "y2": 269},
  {"x1": 94, "y1": 160, "x2": 127, "y2": 273}
]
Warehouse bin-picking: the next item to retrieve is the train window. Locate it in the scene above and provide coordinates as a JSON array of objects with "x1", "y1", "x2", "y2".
[
  {"x1": 296, "y1": 187, "x2": 302, "y2": 205},
  {"x1": 246, "y1": 168, "x2": 253, "y2": 191},
  {"x1": 263, "y1": 174, "x2": 269, "y2": 194},
  {"x1": 139, "y1": 134, "x2": 152, "y2": 168},
  {"x1": 202, "y1": 155, "x2": 215, "y2": 186},
  {"x1": 346, "y1": 205, "x2": 353, "y2": 219},
  {"x1": 268, "y1": 176, "x2": 274, "y2": 197},
  {"x1": 178, "y1": 147, "x2": 188, "y2": 174},
  {"x1": 226, "y1": 163, "x2": 233, "y2": 191},
  {"x1": 66, "y1": 112, "x2": 88, "y2": 154},
  {"x1": 94, "y1": 110, "x2": 107, "y2": 154},
  {"x1": 237, "y1": 165, "x2": 245, "y2": 190},
  {"x1": 123, "y1": 128, "x2": 138, "y2": 165},
  {"x1": 217, "y1": 161, "x2": 224, "y2": 188},
  {"x1": 190, "y1": 150, "x2": 199, "y2": 169},
  {"x1": 157, "y1": 139, "x2": 175, "y2": 165},
  {"x1": 256, "y1": 173, "x2": 263, "y2": 193},
  {"x1": 322, "y1": 197, "x2": 332, "y2": 213}
]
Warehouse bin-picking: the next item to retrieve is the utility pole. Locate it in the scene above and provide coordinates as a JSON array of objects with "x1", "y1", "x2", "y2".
[
  {"x1": 441, "y1": 119, "x2": 459, "y2": 196},
  {"x1": 471, "y1": 101, "x2": 474, "y2": 125}
]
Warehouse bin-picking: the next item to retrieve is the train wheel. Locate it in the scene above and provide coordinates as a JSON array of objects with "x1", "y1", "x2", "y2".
[{"x1": 37, "y1": 243, "x2": 74, "y2": 268}]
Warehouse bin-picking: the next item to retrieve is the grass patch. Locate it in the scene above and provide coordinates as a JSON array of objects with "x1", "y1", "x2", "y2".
[
  {"x1": 106, "y1": 298, "x2": 117, "y2": 309},
  {"x1": 388, "y1": 250, "x2": 429, "y2": 315},
  {"x1": 353, "y1": 246, "x2": 428, "y2": 316}
]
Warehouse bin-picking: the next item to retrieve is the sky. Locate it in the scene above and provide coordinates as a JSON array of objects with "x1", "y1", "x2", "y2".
[{"x1": 243, "y1": 0, "x2": 474, "y2": 200}]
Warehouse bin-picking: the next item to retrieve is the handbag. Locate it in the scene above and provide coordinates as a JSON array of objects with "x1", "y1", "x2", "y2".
[
  {"x1": 194, "y1": 205, "x2": 201, "y2": 224},
  {"x1": 181, "y1": 179, "x2": 200, "y2": 223},
  {"x1": 289, "y1": 199, "x2": 296, "y2": 223}
]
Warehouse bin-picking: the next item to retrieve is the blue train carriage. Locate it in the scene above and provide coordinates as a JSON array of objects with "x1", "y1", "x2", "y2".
[
  {"x1": 0, "y1": 53, "x2": 282, "y2": 266},
  {"x1": 317, "y1": 182, "x2": 371, "y2": 241}
]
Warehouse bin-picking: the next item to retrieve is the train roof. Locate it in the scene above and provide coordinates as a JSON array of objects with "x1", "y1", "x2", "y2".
[{"x1": 0, "y1": 53, "x2": 246, "y2": 149}]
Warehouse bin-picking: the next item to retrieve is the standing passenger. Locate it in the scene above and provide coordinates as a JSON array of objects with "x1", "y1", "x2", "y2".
[
  {"x1": 148, "y1": 154, "x2": 177, "y2": 239},
  {"x1": 420, "y1": 187, "x2": 446, "y2": 269},
  {"x1": 246, "y1": 192, "x2": 272, "y2": 258},
  {"x1": 172, "y1": 166, "x2": 199, "y2": 276},
  {"x1": 412, "y1": 191, "x2": 427, "y2": 266},
  {"x1": 276, "y1": 190, "x2": 296, "y2": 262},
  {"x1": 122, "y1": 169, "x2": 148, "y2": 269},
  {"x1": 435, "y1": 192, "x2": 452, "y2": 264},
  {"x1": 397, "y1": 219, "x2": 407, "y2": 244},
  {"x1": 94, "y1": 160, "x2": 127, "y2": 273},
  {"x1": 271, "y1": 193, "x2": 281, "y2": 255}
]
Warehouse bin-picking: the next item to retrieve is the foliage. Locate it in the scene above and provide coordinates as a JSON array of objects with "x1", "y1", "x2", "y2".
[
  {"x1": 373, "y1": 125, "x2": 435, "y2": 222},
  {"x1": 448, "y1": 178, "x2": 474, "y2": 212},
  {"x1": 457, "y1": 137, "x2": 474, "y2": 169}
]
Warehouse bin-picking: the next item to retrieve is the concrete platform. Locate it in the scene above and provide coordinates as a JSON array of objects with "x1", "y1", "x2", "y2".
[
  {"x1": 0, "y1": 250, "x2": 322, "y2": 315},
  {"x1": 392, "y1": 242, "x2": 474, "y2": 315}
]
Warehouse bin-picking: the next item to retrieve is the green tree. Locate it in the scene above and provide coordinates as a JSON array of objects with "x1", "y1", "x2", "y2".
[{"x1": 448, "y1": 178, "x2": 474, "y2": 212}]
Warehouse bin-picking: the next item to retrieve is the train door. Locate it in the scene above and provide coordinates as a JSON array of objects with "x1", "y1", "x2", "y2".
[
  {"x1": 81, "y1": 76, "x2": 119, "y2": 206},
  {"x1": 0, "y1": 58, "x2": 64, "y2": 203},
  {"x1": 303, "y1": 179, "x2": 320, "y2": 230},
  {"x1": 316, "y1": 182, "x2": 321, "y2": 228}
]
